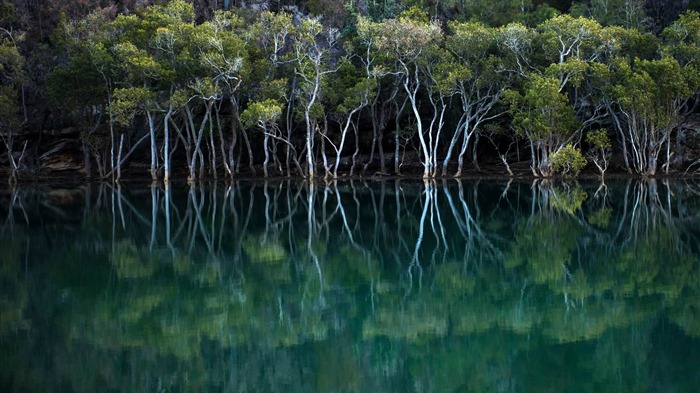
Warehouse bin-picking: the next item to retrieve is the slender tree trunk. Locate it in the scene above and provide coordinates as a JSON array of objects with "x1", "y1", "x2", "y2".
[
  {"x1": 147, "y1": 111, "x2": 158, "y2": 180},
  {"x1": 242, "y1": 129, "x2": 255, "y2": 174},
  {"x1": 443, "y1": 114, "x2": 467, "y2": 176},
  {"x1": 163, "y1": 104, "x2": 174, "y2": 184},
  {"x1": 334, "y1": 105, "x2": 364, "y2": 177},
  {"x1": 209, "y1": 114, "x2": 217, "y2": 179},
  {"x1": 404, "y1": 75, "x2": 429, "y2": 179},
  {"x1": 306, "y1": 114, "x2": 315, "y2": 179},
  {"x1": 351, "y1": 121, "x2": 360, "y2": 176},
  {"x1": 394, "y1": 97, "x2": 408, "y2": 175},
  {"x1": 116, "y1": 133, "x2": 124, "y2": 182},
  {"x1": 263, "y1": 124, "x2": 270, "y2": 177},
  {"x1": 189, "y1": 102, "x2": 212, "y2": 181}
]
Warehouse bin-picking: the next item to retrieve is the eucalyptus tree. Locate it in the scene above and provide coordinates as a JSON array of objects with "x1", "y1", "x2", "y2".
[
  {"x1": 323, "y1": 59, "x2": 375, "y2": 178},
  {"x1": 47, "y1": 11, "x2": 120, "y2": 180},
  {"x1": 0, "y1": 26, "x2": 26, "y2": 183},
  {"x1": 585, "y1": 15, "x2": 698, "y2": 177},
  {"x1": 538, "y1": 15, "x2": 610, "y2": 127},
  {"x1": 252, "y1": 11, "x2": 296, "y2": 176},
  {"x1": 605, "y1": 55, "x2": 695, "y2": 176},
  {"x1": 212, "y1": 13, "x2": 283, "y2": 176},
  {"x1": 368, "y1": 9, "x2": 443, "y2": 179},
  {"x1": 292, "y1": 16, "x2": 341, "y2": 178},
  {"x1": 355, "y1": 15, "x2": 401, "y2": 174},
  {"x1": 442, "y1": 21, "x2": 512, "y2": 177},
  {"x1": 499, "y1": 16, "x2": 615, "y2": 177},
  {"x1": 586, "y1": 129, "x2": 612, "y2": 178},
  {"x1": 571, "y1": 0, "x2": 646, "y2": 29},
  {"x1": 107, "y1": 0, "x2": 200, "y2": 181},
  {"x1": 146, "y1": 2, "x2": 206, "y2": 183},
  {"x1": 506, "y1": 73, "x2": 579, "y2": 177},
  {"x1": 661, "y1": 11, "x2": 700, "y2": 173},
  {"x1": 240, "y1": 99, "x2": 283, "y2": 177},
  {"x1": 109, "y1": 15, "x2": 161, "y2": 180},
  {"x1": 422, "y1": 47, "x2": 466, "y2": 178},
  {"x1": 527, "y1": 15, "x2": 610, "y2": 176},
  {"x1": 152, "y1": 5, "x2": 240, "y2": 182},
  {"x1": 149, "y1": 7, "x2": 241, "y2": 183}
]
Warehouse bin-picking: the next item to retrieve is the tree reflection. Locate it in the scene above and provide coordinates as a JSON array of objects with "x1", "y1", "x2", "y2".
[{"x1": 1, "y1": 179, "x2": 700, "y2": 392}]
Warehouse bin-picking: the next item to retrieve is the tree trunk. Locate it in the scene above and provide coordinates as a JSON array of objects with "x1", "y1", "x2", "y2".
[
  {"x1": 147, "y1": 111, "x2": 158, "y2": 181},
  {"x1": 163, "y1": 105, "x2": 174, "y2": 184},
  {"x1": 263, "y1": 124, "x2": 270, "y2": 177}
]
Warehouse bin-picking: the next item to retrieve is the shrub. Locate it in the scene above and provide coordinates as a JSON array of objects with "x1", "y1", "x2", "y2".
[{"x1": 550, "y1": 144, "x2": 587, "y2": 177}]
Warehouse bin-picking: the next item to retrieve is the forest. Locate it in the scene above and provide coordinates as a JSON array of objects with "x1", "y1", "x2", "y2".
[{"x1": 1, "y1": 0, "x2": 699, "y2": 182}]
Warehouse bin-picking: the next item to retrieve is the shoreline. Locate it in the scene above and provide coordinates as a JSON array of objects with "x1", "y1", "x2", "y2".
[{"x1": 2, "y1": 164, "x2": 700, "y2": 189}]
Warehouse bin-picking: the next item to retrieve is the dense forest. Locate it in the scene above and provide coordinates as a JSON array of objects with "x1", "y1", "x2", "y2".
[{"x1": 1, "y1": 0, "x2": 699, "y2": 182}]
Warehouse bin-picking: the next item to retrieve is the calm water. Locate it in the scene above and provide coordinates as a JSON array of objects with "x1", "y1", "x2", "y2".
[{"x1": 1, "y1": 179, "x2": 700, "y2": 392}]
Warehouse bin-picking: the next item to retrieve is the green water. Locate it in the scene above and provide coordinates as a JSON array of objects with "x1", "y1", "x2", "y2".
[{"x1": 1, "y1": 180, "x2": 700, "y2": 392}]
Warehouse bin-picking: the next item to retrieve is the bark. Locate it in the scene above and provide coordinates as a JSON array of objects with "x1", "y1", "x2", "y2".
[{"x1": 147, "y1": 111, "x2": 158, "y2": 180}]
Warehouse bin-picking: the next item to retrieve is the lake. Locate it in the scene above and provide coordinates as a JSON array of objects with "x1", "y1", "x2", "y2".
[{"x1": 1, "y1": 179, "x2": 700, "y2": 392}]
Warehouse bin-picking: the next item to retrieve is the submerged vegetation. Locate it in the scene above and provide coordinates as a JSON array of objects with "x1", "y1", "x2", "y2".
[{"x1": 0, "y1": 0, "x2": 699, "y2": 181}]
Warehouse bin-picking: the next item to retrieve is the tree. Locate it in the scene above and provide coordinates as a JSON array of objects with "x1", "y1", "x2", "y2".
[
  {"x1": 507, "y1": 74, "x2": 580, "y2": 177},
  {"x1": 550, "y1": 143, "x2": 587, "y2": 176},
  {"x1": 605, "y1": 56, "x2": 694, "y2": 176},
  {"x1": 253, "y1": 11, "x2": 296, "y2": 176},
  {"x1": 585, "y1": 129, "x2": 611, "y2": 177},
  {"x1": 369, "y1": 8, "x2": 443, "y2": 179},
  {"x1": 570, "y1": 0, "x2": 646, "y2": 29},
  {"x1": 355, "y1": 15, "x2": 401, "y2": 174},
  {"x1": 323, "y1": 59, "x2": 375, "y2": 177},
  {"x1": 240, "y1": 99, "x2": 283, "y2": 177},
  {"x1": 662, "y1": 10, "x2": 700, "y2": 173},
  {"x1": 442, "y1": 21, "x2": 512, "y2": 176},
  {"x1": 539, "y1": 15, "x2": 610, "y2": 145},
  {"x1": 0, "y1": 26, "x2": 26, "y2": 183},
  {"x1": 201, "y1": 10, "x2": 248, "y2": 180},
  {"x1": 292, "y1": 16, "x2": 340, "y2": 178},
  {"x1": 47, "y1": 11, "x2": 120, "y2": 180}
]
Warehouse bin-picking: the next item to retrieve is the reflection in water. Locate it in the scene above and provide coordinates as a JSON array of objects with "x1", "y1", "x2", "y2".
[{"x1": 1, "y1": 179, "x2": 700, "y2": 392}]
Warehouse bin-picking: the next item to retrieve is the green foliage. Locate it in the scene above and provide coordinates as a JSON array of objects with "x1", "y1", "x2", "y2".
[
  {"x1": 0, "y1": 3, "x2": 17, "y2": 25},
  {"x1": 110, "y1": 87, "x2": 154, "y2": 125},
  {"x1": 570, "y1": 0, "x2": 646, "y2": 28},
  {"x1": 9, "y1": 0, "x2": 700, "y2": 181},
  {"x1": 520, "y1": 4, "x2": 560, "y2": 27},
  {"x1": 463, "y1": 0, "x2": 531, "y2": 26},
  {"x1": 0, "y1": 238, "x2": 29, "y2": 335},
  {"x1": 0, "y1": 30, "x2": 24, "y2": 130},
  {"x1": 509, "y1": 74, "x2": 579, "y2": 142},
  {"x1": 663, "y1": 11, "x2": 700, "y2": 68},
  {"x1": 307, "y1": 0, "x2": 347, "y2": 27},
  {"x1": 609, "y1": 55, "x2": 694, "y2": 135},
  {"x1": 586, "y1": 129, "x2": 611, "y2": 150},
  {"x1": 112, "y1": 240, "x2": 157, "y2": 279},
  {"x1": 537, "y1": 15, "x2": 605, "y2": 65},
  {"x1": 240, "y1": 99, "x2": 283, "y2": 129},
  {"x1": 585, "y1": 129, "x2": 612, "y2": 176},
  {"x1": 399, "y1": 6, "x2": 430, "y2": 23},
  {"x1": 550, "y1": 144, "x2": 587, "y2": 176}
]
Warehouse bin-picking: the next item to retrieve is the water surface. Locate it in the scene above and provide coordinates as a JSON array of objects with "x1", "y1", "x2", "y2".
[{"x1": 1, "y1": 179, "x2": 700, "y2": 392}]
